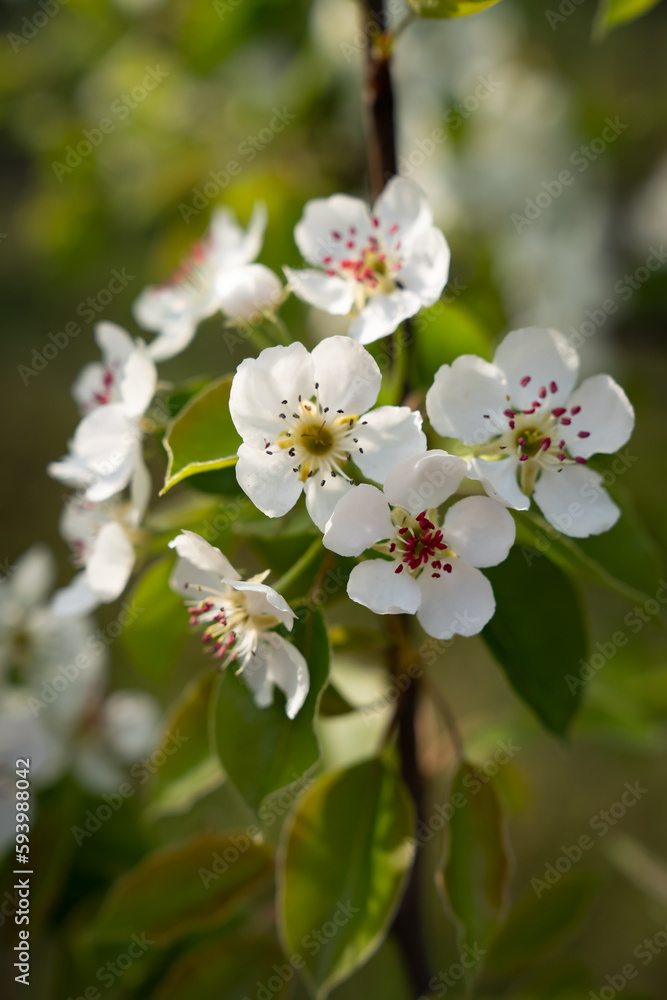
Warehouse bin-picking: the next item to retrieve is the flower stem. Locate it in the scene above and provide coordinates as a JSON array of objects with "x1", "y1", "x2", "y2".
[
  {"x1": 362, "y1": 0, "x2": 398, "y2": 199},
  {"x1": 272, "y1": 537, "x2": 323, "y2": 597}
]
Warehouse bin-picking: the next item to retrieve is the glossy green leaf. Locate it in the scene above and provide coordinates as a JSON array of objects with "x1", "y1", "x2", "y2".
[
  {"x1": 91, "y1": 833, "x2": 273, "y2": 944},
  {"x1": 441, "y1": 761, "x2": 511, "y2": 967},
  {"x1": 277, "y1": 757, "x2": 415, "y2": 999},
  {"x1": 413, "y1": 300, "x2": 492, "y2": 387},
  {"x1": 593, "y1": 0, "x2": 663, "y2": 39},
  {"x1": 213, "y1": 602, "x2": 330, "y2": 812},
  {"x1": 152, "y1": 934, "x2": 291, "y2": 1000},
  {"x1": 121, "y1": 557, "x2": 189, "y2": 679},
  {"x1": 148, "y1": 670, "x2": 225, "y2": 818},
  {"x1": 485, "y1": 873, "x2": 597, "y2": 977},
  {"x1": 161, "y1": 375, "x2": 241, "y2": 494},
  {"x1": 482, "y1": 546, "x2": 588, "y2": 735},
  {"x1": 409, "y1": 0, "x2": 503, "y2": 19}
]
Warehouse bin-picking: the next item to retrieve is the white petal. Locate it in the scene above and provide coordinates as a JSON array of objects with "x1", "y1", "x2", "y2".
[
  {"x1": 383, "y1": 450, "x2": 467, "y2": 516},
  {"x1": 229, "y1": 341, "x2": 314, "y2": 447},
  {"x1": 210, "y1": 201, "x2": 267, "y2": 267},
  {"x1": 374, "y1": 177, "x2": 434, "y2": 249},
  {"x1": 51, "y1": 573, "x2": 100, "y2": 617},
  {"x1": 133, "y1": 283, "x2": 216, "y2": 334},
  {"x1": 236, "y1": 444, "x2": 304, "y2": 518},
  {"x1": 118, "y1": 343, "x2": 157, "y2": 419},
  {"x1": 425, "y1": 355, "x2": 507, "y2": 444},
  {"x1": 304, "y1": 471, "x2": 352, "y2": 532},
  {"x1": 169, "y1": 559, "x2": 222, "y2": 600},
  {"x1": 417, "y1": 561, "x2": 495, "y2": 640},
  {"x1": 10, "y1": 545, "x2": 56, "y2": 608},
  {"x1": 95, "y1": 322, "x2": 135, "y2": 367},
  {"x1": 217, "y1": 264, "x2": 283, "y2": 323},
  {"x1": 560, "y1": 374, "x2": 635, "y2": 459},
  {"x1": 86, "y1": 522, "x2": 135, "y2": 601},
  {"x1": 354, "y1": 405, "x2": 426, "y2": 483},
  {"x1": 168, "y1": 530, "x2": 240, "y2": 580},
  {"x1": 348, "y1": 289, "x2": 422, "y2": 345},
  {"x1": 347, "y1": 559, "x2": 422, "y2": 615},
  {"x1": 253, "y1": 633, "x2": 310, "y2": 719},
  {"x1": 493, "y1": 328, "x2": 579, "y2": 410},
  {"x1": 129, "y1": 456, "x2": 152, "y2": 526},
  {"x1": 323, "y1": 484, "x2": 394, "y2": 556},
  {"x1": 241, "y1": 652, "x2": 274, "y2": 708},
  {"x1": 468, "y1": 456, "x2": 530, "y2": 511},
  {"x1": 72, "y1": 362, "x2": 107, "y2": 413},
  {"x1": 101, "y1": 690, "x2": 161, "y2": 762},
  {"x1": 283, "y1": 266, "x2": 355, "y2": 315},
  {"x1": 442, "y1": 496, "x2": 515, "y2": 568},
  {"x1": 533, "y1": 465, "x2": 621, "y2": 538},
  {"x1": 293, "y1": 194, "x2": 373, "y2": 266},
  {"x1": 226, "y1": 579, "x2": 296, "y2": 629},
  {"x1": 311, "y1": 336, "x2": 381, "y2": 414},
  {"x1": 145, "y1": 321, "x2": 198, "y2": 362},
  {"x1": 397, "y1": 227, "x2": 451, "y2": 305}
]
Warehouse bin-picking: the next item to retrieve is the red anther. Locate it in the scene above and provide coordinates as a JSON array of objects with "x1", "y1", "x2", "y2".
[
  {"x1": 372, "y1": 216, "x2": 379, "y2": 227},
  {"x1": 395, "y1": 564, "x2": 404, "y2": 574},
  {"x1": 578, "y1": 431, "x2": 590, "y2": 438},
  {"x1": 332, "y1": 231, "x2": 342, "y2": 240},
  {"x1": 504, "y1": 408, "x2": 515, "y2": 418},
  {"x1": 517, "y1": 437, "x2": 526, "y2": 446},
  {"x1": 552, "y1": 407, "x2": 566, "y2": 417},
  {"x1": 560, "y1": 417, "x2": 571, "y2": 425},
  {"x1": 398, "y1": 526, "x2": 408, "y2": 534},
  {"x1": 541, "y1": 437, "x2": 551, "y2": 450},
  {"x1": 519, "y1": 454, "x2": 528, "y2": 462},
  {"x1": 389, "y1": 223, "x2": 399, "y2": 233},
  {"x1": 550, "y1": 381, "x2": 558, "y2": 393},
  {"x1": 557, "y1": 453, "x2": 567, "y2": 461},
  {"x1": 443, "y1": 563, "x2": 452, "y2": 573},
  {"x1": 538, "y1": 386, "x2": 547, "y2": 399},
  {"x1": 520, "y1": 375, "x2": 531, "y2": 387},
  {"x1": 509, "y1": 420, "x2": 515, "y2": 429},
  {"x1": 389, "y1": 543, "x2": 396, "y2": 553},
  {"x1": 323, "y1": 255, "x2": 332, "y2": 264},
  {"x1": 570, "y1": 405, "x2": 581, "y2": 415},
  {"x1": 575, "y1": 456, "x2": 587, "y2": 464}
]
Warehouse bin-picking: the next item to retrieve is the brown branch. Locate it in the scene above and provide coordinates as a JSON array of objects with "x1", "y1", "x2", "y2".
[{"x1": 363, "y1": 0, "x2": 397, "y2": 200}]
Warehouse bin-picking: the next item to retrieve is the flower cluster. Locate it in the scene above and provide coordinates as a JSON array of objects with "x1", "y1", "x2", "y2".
[{"x1": 40, "y1": 179, "x2": 635, "y2": 732}]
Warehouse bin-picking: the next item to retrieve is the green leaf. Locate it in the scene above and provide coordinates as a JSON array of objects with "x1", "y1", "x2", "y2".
[
  {"x1": 593, "y1": 0, "x2": 663, "y2": 40},
  {"x1": 90, "y1": 833, "x2": 273, "y2": 945},
  {"x1": 409, "y1": 0, "x2": 503, "y2": 19},
  {"x1": 161, "y1": 375, "x2": 241, "y2": 494},
  {"x1": 413, "y1": 301, "x2": 492, "y2": 387},
  {"x1": 148, "y1": 670, "x2": 225, "y2": 819},
  {"x1": 121, "y1": 557, "x2": 189, "y2": 679},
  {"x1": 482, "y1": 546, "x2": 588, "y2": 736},
  {"x1": 485, "y1": 873, "x2": 597, "y2": 978},
  {"x1": 212, "y1": 602, "x2": 330, "y2": 812},
  {"x1": 514, "y1": 504, "x2": 660, "y2": 608},
  {"x1": 277, "y1": 757, "x2": 415, "y2": 999},
  {"x1": 151, "y1": 934, "x2": 292, "y2": 1000},
  {"x1": 441, "y1": 761, "x2": 511, "y2": 968}
]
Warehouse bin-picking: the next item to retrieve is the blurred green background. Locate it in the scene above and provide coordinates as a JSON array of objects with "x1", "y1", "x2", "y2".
[{"x1": 2, "y1": 0, "x2": 667, "y2": 996}]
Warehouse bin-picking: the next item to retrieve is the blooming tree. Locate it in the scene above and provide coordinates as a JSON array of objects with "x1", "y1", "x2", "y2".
[{"x1": 5, "y1": 0, "x2": 660, "y2": 997}]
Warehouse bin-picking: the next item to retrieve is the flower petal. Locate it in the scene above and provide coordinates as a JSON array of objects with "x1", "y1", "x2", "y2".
[
  {"x1": 217, "y1": 263, "x2": 283, "y2": 323},
  {"x1": 283, "y1": 266, "x2": 355, "y2": 315},
  {"x1": 169, "y1": 530, "x2": 240, "y2": 581},
  {"x1": 493, "y1": 327, "x2": 579, "y2": 409},
  {"x1": 145, "y1": 321, "x2": 198, "y2": 362},
  {"x1": 72, "y1": 362, "x2": 107, "y2": 413},
  {"x1": 51, "y1": 572, "x2": 100, "y2": 617},
  {"x1": 304, "y1": 470, "x2": 352, "y2": 532},
  {"x1": 86, "y1": 521, "x2": 135, "y2": 601},
  {"x1": 417, "y1": 561, "x2": 495, "y2": 639},
  {"x1": 443, "y1": 496, "x2": 515, "y2": 568},
  {"x1": 100, "y1": 690, "x2": 161, "y2": 762},
  {"x1": 533, "y1": 465, "x2": 621, "y2": 538},
  {"x1": 425, "y1": 355, "x2": 507, "y2": 444},
  {"x1": 323, "y1": 484, "x2": 394, "y2": 556},
  {"x1": 311, "y1": 336, "x2": 381, "y2": 414},
  {"x1": 129, "y1": 456, "x2": 152, "y2": 526},
  {"x1": 397, "y1": 227, "x2": 451, "y2": 306},
  {"x1": 347, "y1": 558, "x2": 422, "y2": 615},
  {"x1": 560, "y1": 374, "x2": 635, "y2": 459},
  {"x1": 348, "y1": 289, "x2": 422, "y2": 345},
  {"x1": 210, "y1": 201, "x2": 267, "y2": 268},
  {"x1": 262, "y1": 633, "x2": 311, "y2": 718},
  {"x1": 293, "y1": 194, "x2": 373, "y2": 266},
  {"x1": 236, "y1": 444, "x2": 304, "y2": 518},
  {"x1": 229, "y1": 341, "x2": 314, "y2": 447},
  {"x1": 95, "y1": 321, "x2": 135, "y2": 367},
  {"x1": 383, "y1": 450, "x2": 467, "y2": 516},
  {"x1": 226, "y1": 578, "x2": 296, "y2": 629},
  {"x1": 468, "y1": 456, "x2": 530, "y2": 511},
  {"x1": 10, "y1": 545, "x2": 56, "y2": 608},
  {"x1": 374, "y1": 176, "x2": 434, "y2": 249},
  {"x1": 354, "y1": 405, "x2": 426, "y2": 483},
  {"x1": 118, "y1": 343, "x2": 157, "y2": 419}
]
